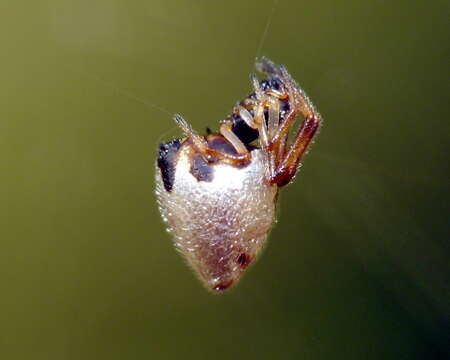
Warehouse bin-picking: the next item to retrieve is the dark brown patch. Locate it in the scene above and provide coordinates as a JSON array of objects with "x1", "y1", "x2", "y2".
[
  {"x1": 207, "y1": 135, "x2": 238, "y2": 155},
  {"x1": 190, "y1": 155, "x2": 214, "y2": 182},
  {"x1": 205, "y1": 134, "x2": 256, "y2": 169},
  {"x1": 236, "y1": 253, "x2": 252, "y2": 268},
  {"x1": 212, "y1": 280, "x2": 234, "y2": 292},
  {"x1": 157, "y1": 139, "x2": 181, "y2": 192}
]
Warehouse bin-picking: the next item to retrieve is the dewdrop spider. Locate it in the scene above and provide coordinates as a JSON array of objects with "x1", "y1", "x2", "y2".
[{"x1": 155, "y1": 57, "x2": 322, "y2": 293}]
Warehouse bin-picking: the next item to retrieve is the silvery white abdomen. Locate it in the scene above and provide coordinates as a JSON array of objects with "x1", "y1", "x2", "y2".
[{"x1": 155, "y1": 144, "x2": 278, "y2": 292}]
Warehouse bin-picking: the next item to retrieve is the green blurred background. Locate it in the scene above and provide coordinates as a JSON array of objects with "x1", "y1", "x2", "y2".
[{"x1": 1, "y1": 1, "x2": 448, "y2": 359}]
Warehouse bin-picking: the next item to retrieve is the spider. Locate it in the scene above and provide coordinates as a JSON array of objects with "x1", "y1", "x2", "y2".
[{"x1": 155, "y1": 58, "x2": 321, "y2": 293}]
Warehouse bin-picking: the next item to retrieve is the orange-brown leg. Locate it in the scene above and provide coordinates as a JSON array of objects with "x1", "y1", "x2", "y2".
[
  {"x1": 267, "y1": 109, "x2": 297, "y2": 151},
  {"x1": 219, "y1": 122, "x2": 248, "y2": 155},
  {"x1": 253, "y1": 60, "x2": 322, "y2": 187},
  {"x1": 271, "y1": 114, "x2": 321, "y2": 187},
  {"x1": 174, "y1": 114, "x2": 251, "y2": 166}
]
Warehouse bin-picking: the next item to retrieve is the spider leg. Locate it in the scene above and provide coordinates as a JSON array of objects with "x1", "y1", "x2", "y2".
[
  {"x1": 255, "y1": 57, "x2": 284, "y2": 77},
  {"x1": 267, "y1": 109, "x2": 296, "y2": 151},
  {"x1": 255, "y1": 103, "x2": 269, "y2": 149},
  {"x1": 174, "y1": 114, "x2": 250, "y2": 166},
  {"x1": 237, "y1": 105, "x2": 258, "y2": 129},
  {"x1": 267, "y1": 96, "x2": 280, "y2": 139},
  {"x1": 271, "y1": 114, "x2": 321, "y2": 187},
  {"x1": 174, "y1": 114, "x2": 209, "y2": 153},
  {"x1": 275, "y1": 133, "x2": 287, "y2": 166},
  {"x1": 249, "y1": 74, "x2": 270, "y2": 149},
  {"x1": 205, "y1": 122, "x2": 251, "y2": 165},
  {"x1": 255, "y1": 63, "x2": 322, "y2": 187},
  {"x1": 219, "y1": 122, "x2": 249, "y2": 155}
]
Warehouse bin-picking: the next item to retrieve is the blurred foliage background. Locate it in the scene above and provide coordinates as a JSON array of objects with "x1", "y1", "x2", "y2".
[{"x1": 0, "y1": 0, "x2": 448, "y2": 359}]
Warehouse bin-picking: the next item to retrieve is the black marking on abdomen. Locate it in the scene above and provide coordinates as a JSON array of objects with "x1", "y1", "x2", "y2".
[
  {"x1": 236, "y1": 253, "x2": 252, "y2": 268},
  {"x1": 157, "y1": 139, "x2": 181, "y2": 192},
  {"x1": 207, "y1": 135, "x2": 238, "y2": 155},
  {"x1": 190, "y1": 155, "x2": 214, "y2": 182}
]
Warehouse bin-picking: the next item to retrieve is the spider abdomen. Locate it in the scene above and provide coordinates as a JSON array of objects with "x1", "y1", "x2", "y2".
[{"x1": 156, "y1": 146, "x2": 278, "y2": 292}]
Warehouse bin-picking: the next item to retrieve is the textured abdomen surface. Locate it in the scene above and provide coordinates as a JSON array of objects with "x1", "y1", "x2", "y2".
[{"x1": 155, "y1": 149, "x2": 278, "y2": 291}]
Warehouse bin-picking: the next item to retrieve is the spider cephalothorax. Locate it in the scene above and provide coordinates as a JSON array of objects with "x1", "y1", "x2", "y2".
[{"x1": 155, "y1": 58, "x2": 322, "y2": 293}]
